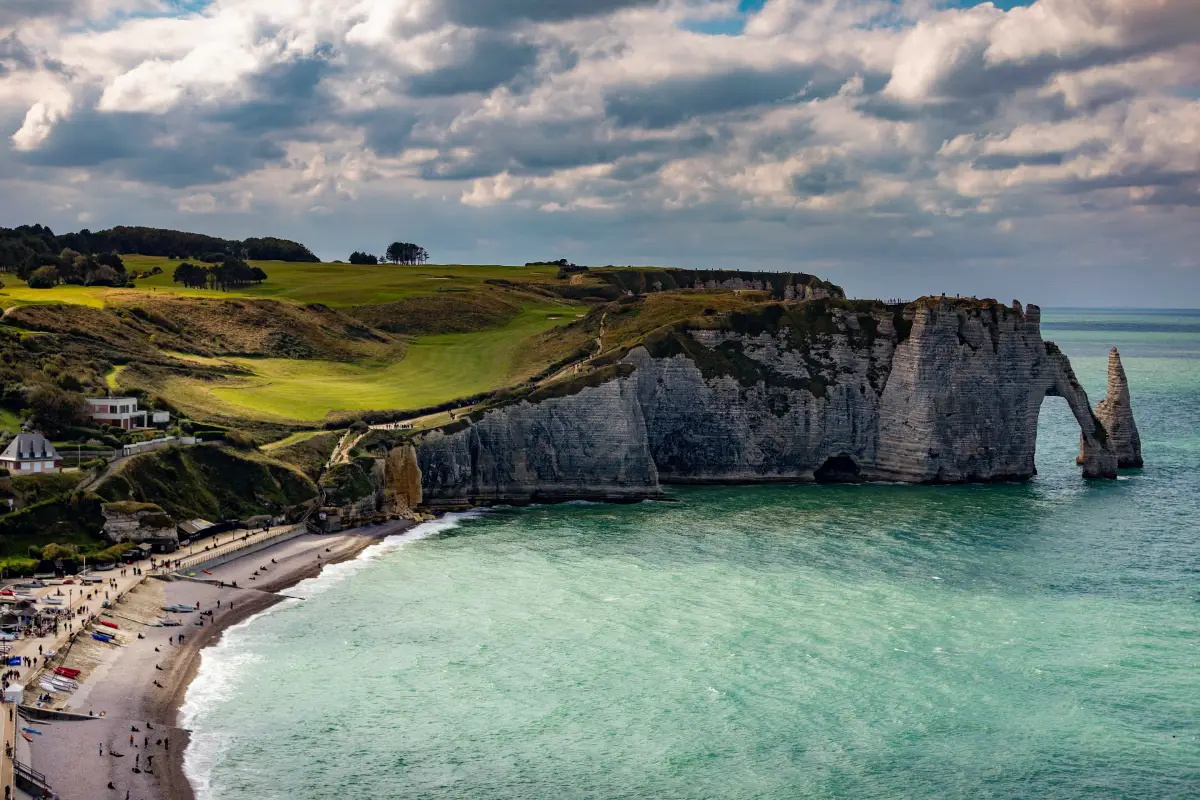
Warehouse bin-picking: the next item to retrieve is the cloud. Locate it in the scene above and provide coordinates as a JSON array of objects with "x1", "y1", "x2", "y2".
[{"x1": 0, "y1": 0, "x2": 1196, "y2": 304}]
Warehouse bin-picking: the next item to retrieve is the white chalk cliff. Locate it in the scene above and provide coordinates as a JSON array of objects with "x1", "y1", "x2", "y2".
[{"x1": 411, "y1": 297, "x2": 1134, "y2": 507}]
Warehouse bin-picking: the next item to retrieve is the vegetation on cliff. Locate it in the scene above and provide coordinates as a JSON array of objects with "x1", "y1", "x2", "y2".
[{"x1": 96, "y1": 445, "x2": 316, "y2": 521}]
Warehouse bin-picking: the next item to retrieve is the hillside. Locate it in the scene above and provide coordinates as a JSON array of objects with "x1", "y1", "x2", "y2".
[{"x1": 1, "y1": 254, "x2": 833, "y2": 436}]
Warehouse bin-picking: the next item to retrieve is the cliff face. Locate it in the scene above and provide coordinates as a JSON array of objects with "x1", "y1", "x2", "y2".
[
  {"x1": 410, "y1": 298, "x2": 1128, "y2": 505},
  {"x1": 417, "y1": 378, "x2": 661, "y2": 509}
]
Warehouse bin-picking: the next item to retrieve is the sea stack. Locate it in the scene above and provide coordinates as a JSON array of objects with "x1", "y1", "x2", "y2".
[{"x1": 1093, "y1": 348, "x2": 1143, "y2": 468}]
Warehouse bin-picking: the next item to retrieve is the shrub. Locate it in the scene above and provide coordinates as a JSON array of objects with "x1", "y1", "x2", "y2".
[
  {"x1": 27, "y1": 265, "x2": 59, "y2": 289},
  {"x1": 41, "y1": 542, "x2": 77, "y2": 561},
  {"x1": 224, "y1": 429, "x2": 257, "y2": 449}
]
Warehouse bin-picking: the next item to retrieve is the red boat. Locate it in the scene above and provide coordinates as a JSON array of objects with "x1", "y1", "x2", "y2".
[
  {"x1": 54, "y1": 667, "x2": 82, "y2": 678},
  {"x1": 98, "y1": 621, "x2": 119, "y2": 629}
]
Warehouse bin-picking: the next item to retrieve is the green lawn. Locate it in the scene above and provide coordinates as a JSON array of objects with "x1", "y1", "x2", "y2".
[
  {"x1": 168, "y1": 306, "x2": 571, "y2": 421},
  {"x1": 261, "y1": 430, "x2": 330, "y2": 451},
  {"x1": 0, "y1": 408, "x2": 21, "y2": 435},
  {"x1": 1, "y1": 258, "x2": 562, "y2": 309}
]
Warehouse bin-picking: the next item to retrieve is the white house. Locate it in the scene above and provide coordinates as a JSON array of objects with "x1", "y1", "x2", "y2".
[
  {"x1": 0, "y1": 432, "x2": 62, "y2": 474},
  {"x1": 85, "y1": 397, "x2": 148, "y2": 430}
]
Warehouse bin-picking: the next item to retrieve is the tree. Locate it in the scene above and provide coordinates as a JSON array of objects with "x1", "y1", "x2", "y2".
[
  {"x1": 349, "y1": 251, "x2": 379, "y2": 265},
  {"x1": 384, "y1": 242, "x2": 429, "y2": 265},
  {"x1": 173, "y1": 262, "x2": 206, "y2": 288},
  {"x1": 27, "y1": 265, "x2": 59, "y2": 288}
]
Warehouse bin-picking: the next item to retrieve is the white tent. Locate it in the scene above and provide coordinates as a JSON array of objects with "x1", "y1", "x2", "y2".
[{"x1": 3, "y1": 682, "x2": 24, "y2": 704}]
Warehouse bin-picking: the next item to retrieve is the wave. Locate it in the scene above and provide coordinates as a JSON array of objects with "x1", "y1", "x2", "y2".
[{"x1": 181, "y1": 511, "x2": 482, "y2": 799}]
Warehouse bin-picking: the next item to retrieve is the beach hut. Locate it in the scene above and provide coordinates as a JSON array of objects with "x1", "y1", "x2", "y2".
[{"x1": 3, "y1": 683, "x2": 24, "y2": 704}]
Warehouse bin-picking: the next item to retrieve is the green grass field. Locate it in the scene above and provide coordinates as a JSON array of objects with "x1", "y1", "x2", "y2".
[
  {"x1": 1, "y1": 256, "x2": 594, "y2": 428},
  {"x1": 1, "y1": 257, "x2": 562, "y2": 308},
  {"x1": 0, "y1": 408, "x2": 20, "y2": 435},
  {"x1": 261, "y1": 430, "x2": 330, "y2": 451},
  {"x1": 165, "y1": 306, "x2": 571, "y2": 422}
]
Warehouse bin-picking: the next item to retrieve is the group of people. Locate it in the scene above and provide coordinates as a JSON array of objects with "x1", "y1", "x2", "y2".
[{"x1": 101, "y1": 724, "x2": 171, "y2": 798}]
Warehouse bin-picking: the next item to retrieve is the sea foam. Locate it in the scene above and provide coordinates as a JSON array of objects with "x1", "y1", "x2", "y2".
[{"x1": 181, "y1": 511, "x2": 481, "y2": 799}]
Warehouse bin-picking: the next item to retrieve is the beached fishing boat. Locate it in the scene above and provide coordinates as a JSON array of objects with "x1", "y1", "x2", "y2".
[
  {"x1": 154, "y1": 619, "x2": 183, "y2": 627},
  {"x1": 42, "y1": 597, "x2": 63, "y2": 605},
  {"x1": 21, "y1": 732, "x2": 32, "y2": 743},
  {"x1": 98, "y1": 620, "x2": 118, "y2": 629},
  {"x1": 161, "y1": 604, "x2": 196, "y2": 613},
  {"x1": 54, "y1": 667, "x2": 81, "y2": 678},
  {"x1": 21, "y1": 728, "x2": 41, "y2": 735}
]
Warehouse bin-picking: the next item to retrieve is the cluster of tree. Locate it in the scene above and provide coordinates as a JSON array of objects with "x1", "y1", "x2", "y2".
[
  {"x1": 525, "y1": 258, "x2": 579, "y2": 267},
  {"x1": 26, "y1": 248, "x2": 129, "y2": 289},
  {"x1": 0, "y1": 225, "x2": 319, "y2": 274},
  {"x1": 173, "y1": 257, "x2": 267, "y2": 291},
  {"x1": 385, "y1": 242, "x2": 429, "y2": 264},
  {"x1": 346, "y1": 242, "x2": 430, "y2": 265}
]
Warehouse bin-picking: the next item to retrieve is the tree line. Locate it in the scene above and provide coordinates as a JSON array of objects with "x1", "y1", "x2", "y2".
[
  {"x1": 0, "y1": 224, "x2": 318, "y2": 278},
  {"x1": 348, "y1": 241, "x2": 430, "y2": 265},
  {"x1": 173, "y1": 257, "x2": 267, "y2": 291},
  {"x1": 25, "y1": 248, "x2": 130, "y2": 288}
]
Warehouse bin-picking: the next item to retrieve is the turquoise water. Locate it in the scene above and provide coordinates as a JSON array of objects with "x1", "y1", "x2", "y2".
[{"x1": 183, "y1": 309, "x2": 1200, "y2": 799}]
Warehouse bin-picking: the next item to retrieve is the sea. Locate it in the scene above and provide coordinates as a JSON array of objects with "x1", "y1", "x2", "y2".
[{"x1": 181, "y1": 309, "x2": 1200, "y2": 799}]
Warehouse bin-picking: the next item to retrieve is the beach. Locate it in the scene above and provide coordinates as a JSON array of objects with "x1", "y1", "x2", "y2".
[{"x1": 13, "y1": 521, "x2": 411, "y2": 800}]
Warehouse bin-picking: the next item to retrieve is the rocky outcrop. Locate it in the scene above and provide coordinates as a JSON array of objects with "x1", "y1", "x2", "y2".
[
  {"x1": 1088, "y1": 348, "x2": 1142, "y2": 468},
  {"x1": 383, "y1": 444, "x2": 423, "y2": 515},
  {"x1": 101, "y1": 501, "x2": 177, "y2": 544},
  {"x1": 409, "y1": 297, "x2": 1130, "y2": 505}
]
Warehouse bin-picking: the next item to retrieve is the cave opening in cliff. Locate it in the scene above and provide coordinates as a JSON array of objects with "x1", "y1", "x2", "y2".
[{"x1": 814, "y1": 455, "x2": 862, "y2": 483}]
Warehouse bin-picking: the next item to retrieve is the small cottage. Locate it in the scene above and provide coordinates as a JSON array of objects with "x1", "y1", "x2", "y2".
[{"x1": 0, "y1": 432, "x2": 62, "y2": 475}]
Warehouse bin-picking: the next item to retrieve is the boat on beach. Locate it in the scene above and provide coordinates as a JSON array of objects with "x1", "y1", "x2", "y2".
[{"x1": 162, "y1": 604, "x2": 196, "y2": 613}]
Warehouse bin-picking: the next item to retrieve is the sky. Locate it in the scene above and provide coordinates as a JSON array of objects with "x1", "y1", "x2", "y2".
[{"x1": 0, "y1": 0, "x2": 1198, "y2": 306}]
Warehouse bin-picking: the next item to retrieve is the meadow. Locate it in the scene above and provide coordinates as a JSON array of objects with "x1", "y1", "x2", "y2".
[
  {"x1": 163, "y1": 306, "x2": 573, "y2": 422},
  {"x1": 0, "y1": 256, "x2": 614, "y2": 429},
  {"x1": 0, "y1": 256, "x2": 561, "y2": 308}
]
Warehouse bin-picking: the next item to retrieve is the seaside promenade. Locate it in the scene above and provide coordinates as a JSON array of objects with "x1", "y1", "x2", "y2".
[{"x1": 0, "y1": 522, "x2": 306, "y2": 798}]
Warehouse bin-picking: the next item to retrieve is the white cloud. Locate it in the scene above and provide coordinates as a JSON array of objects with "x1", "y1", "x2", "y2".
[
  {"x1": 178, "y1": 192, "x2": 217, "y2": 213},
  {"x1": 0, "y1": 0, "x2": 1196, "y2": 303}
]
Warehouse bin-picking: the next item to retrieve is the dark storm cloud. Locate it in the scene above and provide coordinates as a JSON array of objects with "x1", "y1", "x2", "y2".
[
  {"x1": 604, "y1": 66, "x2": 863, "y2": 129},
  {"x1": 16, "y1": 105, "x2": 287, "y2": 188},
  {"x1": 0, "y1": 33, "x2": 36, "y2": 75},
  {"x1": 357, "y1": 108, "x2": 420, "y2": 157},
  {"x1": 412, "y1": 119, "x2": 716, "y2": 181},
  {"x1": 406, "y1": 35, "x2": 539, "y2": 97},
  {"x1": 441, "y1": 0, "x2": 659, "y2": 28},
  {"x1": 214, "y1": 52, "x2": 338, "y2": 135},
  {"x1": 971, "y1": 151, "x2": 1067, "y2": 171},
  {"x1": 790, "y1": 163, "x2": 855, "y2": 197},
  {"x1": 0, "y1": 0, "x2": 77, "y2": 26}
]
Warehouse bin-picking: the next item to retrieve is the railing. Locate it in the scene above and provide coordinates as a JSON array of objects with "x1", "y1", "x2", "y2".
[
  {"x1": 14, "y1": 758, "x2": 51, "y2": 795},
  {"x1": 168, "y1": 524, "x2": 306, "y2": 574}
]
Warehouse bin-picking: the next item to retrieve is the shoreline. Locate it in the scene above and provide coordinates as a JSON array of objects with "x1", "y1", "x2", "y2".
[
  {"x1": 165, "y1": 524, "x2": 408, "y2": 800},
  {"x1": 20, "y1": 521, "x2": 413, "y2": 800}
]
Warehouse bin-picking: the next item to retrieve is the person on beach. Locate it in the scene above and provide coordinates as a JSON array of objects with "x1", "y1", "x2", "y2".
[{"x1": 99, "y1": 743, "x2": 103, "y2": 756}]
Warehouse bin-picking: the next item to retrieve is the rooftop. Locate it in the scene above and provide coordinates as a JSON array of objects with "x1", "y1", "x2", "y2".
[{"x1": 1, "y1": 432, "x2": 60, "y2": 462}]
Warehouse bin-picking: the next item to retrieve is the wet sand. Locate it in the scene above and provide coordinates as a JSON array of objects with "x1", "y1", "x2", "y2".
[{"x1": 21, "y1": 522, "x2": 411, "y2": 800}]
